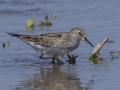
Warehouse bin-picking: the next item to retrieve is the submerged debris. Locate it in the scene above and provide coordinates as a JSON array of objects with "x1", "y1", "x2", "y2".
[
  {"x1": 88, "y1": 37, "x2": 108, "y2": 63},
  {"x1": 92, "y1": 37, "x2": 108, "y2": 55}
]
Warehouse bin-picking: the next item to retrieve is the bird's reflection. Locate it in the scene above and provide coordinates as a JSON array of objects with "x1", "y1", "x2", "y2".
[{"x1": 15, "y1": 65, "x2": 94, "y2": 90}]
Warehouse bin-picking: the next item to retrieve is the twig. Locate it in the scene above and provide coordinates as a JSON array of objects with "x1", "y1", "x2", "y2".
[{"x1": 92, "y1": 37, "x2": 108, "y2": 55}]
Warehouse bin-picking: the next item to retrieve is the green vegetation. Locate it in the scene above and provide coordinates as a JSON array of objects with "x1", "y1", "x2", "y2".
[
  {"x1": 25, "y1": 18, "x2": 35, "y2": 30},
  {"x1": 2, "y1": 42, "x2": 6, "y2": 49},
  {"x1": 26, "y1": 18, "x2": 35, "y2": 28},
  {"x1": 2, "y1": 41, "x2": 10, "y2": 49},
  {"x1": 87, "y1": 54, "x2": 98, "y2": 60},
  {"x1": 45, "y1": 14, "x2": 48, "y2": 21},
  {"x1": 111, "y1": 51, "x2": 120, "y2": 54},
  {"x1": 38, "y1": 21, "x2": 52, "y2": 27},
  {"x1": 87, "y1": 53, "x2": 103, "y2": 64},
  {"x1": 38, "y1": 14, "x2": 52, "y2": 28},
  {"x1": 25, "y1": 14, "x2": 54, "y2": 30},
  {"x1": 66, "y1": 54, "x2": 78, "y2": 64}
]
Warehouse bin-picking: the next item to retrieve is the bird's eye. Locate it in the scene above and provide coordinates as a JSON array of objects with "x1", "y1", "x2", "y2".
[{"x1": 79, "y1": 32, "x2": 81, "y2": 34}]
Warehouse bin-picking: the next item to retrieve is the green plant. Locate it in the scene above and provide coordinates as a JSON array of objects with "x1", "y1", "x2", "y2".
[
  {"x1": 111, "y1": 51, "x2": 120, "y2": 54},
  {"x1": 2, "y1": 42, "x2": 6, "y2": 49},
  {"x1": 25, "y1": 18, "x2": 35, "y2": 29},
  {"x1": 67, "y1": 54, "x2": 78, "y2": 64},
  {"x1": 2, "y1": 41, "x2": 10, "y2": 49},
  {"x1": 87, "y1": 54, "x2": 104, "y2": 64}
]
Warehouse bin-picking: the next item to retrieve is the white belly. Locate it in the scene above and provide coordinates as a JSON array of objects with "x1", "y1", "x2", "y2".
[
  {"x1": 25, "y1": 41, "x2": 69, "y2": 56},
  {"x1": 24, "y1": 40, "x2": 79, "y2": 56}
]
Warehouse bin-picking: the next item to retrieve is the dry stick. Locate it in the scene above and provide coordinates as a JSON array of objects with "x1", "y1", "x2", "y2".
[{"x1": 91, "y1": 37, "x2": 108, "y2": 55}]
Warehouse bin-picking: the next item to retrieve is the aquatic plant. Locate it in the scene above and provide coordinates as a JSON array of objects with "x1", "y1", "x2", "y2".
[
  {"x1": 45, "y1": 14, "x2": 48, "y2": 21},
  {"x1": 110, "y1": 51, "x2": 120, "y2": 54},
  {"x1": 38, "y1": 21, "x2": 52, "y2": 27},
  {"x1": 38, "y1": 21, "x2": 45, "y2": 27},
  {"x1": 2, "y1": 42, "x2": 6, "y2": 49},
  {"x1": 25, "y1": 14, "x2": 54, "y2": 29},
  {"x1": 45, "y1": 22, "x2": 52, "y2": 27},
  {"x1": 2, "y1": 41, "x2": 10, "y2": 49},
  {"x1": 67, "y1": 54, "x2": 78, "y2": 64},
  {"x1": 25, "y1": 18, "x2": 35, "y2": 30},
  {"x1": 87, "y1": 54, "x2": 103, "y2": 64}
]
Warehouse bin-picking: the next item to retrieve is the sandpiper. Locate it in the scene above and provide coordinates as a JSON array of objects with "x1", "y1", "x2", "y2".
[{"x1": 7, "y1": 27, "x2": 93, "y2": 64}]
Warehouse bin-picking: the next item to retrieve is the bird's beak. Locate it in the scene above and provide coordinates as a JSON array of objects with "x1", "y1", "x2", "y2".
[{"x1": 83, "y1": 37, "x2": 93, "y2": 47}]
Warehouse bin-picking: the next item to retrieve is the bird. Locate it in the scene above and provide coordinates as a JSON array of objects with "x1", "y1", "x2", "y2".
[{"x1": 7, "y1": 27, "x2": 93, "y2": 64}]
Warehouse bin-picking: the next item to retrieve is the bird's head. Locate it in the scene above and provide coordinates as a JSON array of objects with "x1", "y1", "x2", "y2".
[{"x1": 70, "y1": 27, "x2": 93, "y2": 47}]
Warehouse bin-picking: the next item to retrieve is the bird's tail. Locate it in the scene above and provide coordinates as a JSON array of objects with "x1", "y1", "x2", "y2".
[
  {"x1": 6, "y1": 32, "x2": 22, "y2": 38},
  {"x1": 6, "y1": 32, "x2": 32, "y2": 41}
]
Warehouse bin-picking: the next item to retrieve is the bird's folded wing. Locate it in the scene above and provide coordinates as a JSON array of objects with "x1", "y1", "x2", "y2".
[
  {"x1": 31, "y1": 32, "x2": 70, "y2": 47},
  {"x1": 7, "y1": 32, "x2": 71, "y2": 47}
]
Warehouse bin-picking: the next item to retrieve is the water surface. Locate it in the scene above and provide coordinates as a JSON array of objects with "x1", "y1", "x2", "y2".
[{"x1": 0, "y1": 0, "x2": 120, "y2": 90}]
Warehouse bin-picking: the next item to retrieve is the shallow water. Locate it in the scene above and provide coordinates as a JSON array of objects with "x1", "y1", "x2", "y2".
[{"x1": 0, "y1": 0, "x2": 120, "y2": 90}]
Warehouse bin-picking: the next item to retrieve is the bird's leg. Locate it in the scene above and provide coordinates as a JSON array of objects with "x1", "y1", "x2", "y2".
[
  {"x1": 52, "y1": 58, "x2": 55, "y2": 64},
  {"x1": 54, "y1": 57, "x2": 63, "y2": 65},
  {"x1": 40, "y1": 54, "x2": 63, "y2": 64},
  {"x1": 39, "y1": 54, "x2": 53, "y2": 59}
]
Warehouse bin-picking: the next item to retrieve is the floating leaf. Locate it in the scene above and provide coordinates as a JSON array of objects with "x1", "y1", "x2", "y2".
[
  {"x1": 25, "y1": 18, "x2": 35, "y2": 28},
  {"x1": 26, "y1": 26, "x2": 34, "y2": 30},
  {"x1": 45, "y1": 14, "x2": 48, "y2": 21},
  {"x1": 2, "y1": 42, "x2": 6, "y2": 49}
]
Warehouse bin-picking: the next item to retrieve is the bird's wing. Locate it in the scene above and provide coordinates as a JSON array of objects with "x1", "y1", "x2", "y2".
[{"x1": 7, "y1": 32, "x2": 71, "y2": 47}]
